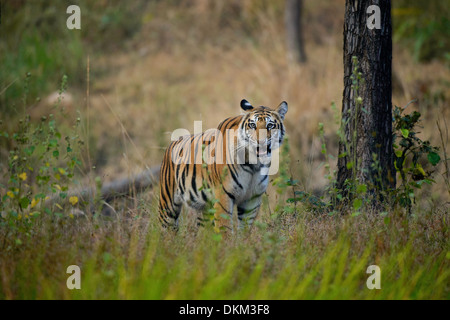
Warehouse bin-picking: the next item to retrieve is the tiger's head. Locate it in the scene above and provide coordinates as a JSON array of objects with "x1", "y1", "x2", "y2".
[{"x1": 239, "y1": 99, "x2": 288, "y2": 159}]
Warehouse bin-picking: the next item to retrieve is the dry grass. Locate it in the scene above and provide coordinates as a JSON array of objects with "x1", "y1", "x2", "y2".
[{"x1": 0, "y1": 200, "x2": 448, "y2": 299}]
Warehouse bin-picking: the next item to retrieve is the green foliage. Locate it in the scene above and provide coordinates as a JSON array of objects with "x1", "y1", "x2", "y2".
[
  {"x1": 0, "y1": 2, "x2": 84, "y2": 114},
  {"x1": 273, "y1": 135, "x2": 291, "y2": 192},
  {"x1": 280, "y1": 58, "x2": 372, "y2": 216},
  {"x1": 287, "y1": 191, "x2": 326, "y2": 213},
  {"x1": 0, "y1": 1, "x2": 147, "y2": 116},
  {"x1": 312, "y1": 57, "x2": 441, "y2": 216},
  {"x1": 329, "y1": 57, "x2": 370, "y2": 214},
  {"x1": 392, "y1": 104, "x2": 441, "y2": 211},
  {"x1": 272, "y1": 135, "x2": 327, "y2": 215},
  {"x1": 393, "y1": 1, "x2": 449, "y2": 62},
  {"x1": 0, "y1": 76, "x2": 82, "y2": 228}
]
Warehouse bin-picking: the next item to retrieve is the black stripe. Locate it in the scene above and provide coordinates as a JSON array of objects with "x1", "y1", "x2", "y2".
[
  {"x1": 189, "y1": 190, "x2": 197, "y2": 203},
  {"x1": 218, "y1": 202, "x2": 232, "y2": 215},
  {"x1": 163, "y1": 204, "x2": 176, "y2": 219},
  {"x1": 228, "y1": 164, "x2": 243, "y2": 189},
  {"x1": 240, "y1": 164, "x2": 253, "y2": 174},
  {"x1": 191, "y1": 164, "x2": 197, "y2": 196},
  {"x1": 242, "y1": 163, "x2": 255, "y2": 173},
  {"x1": 163, "y1": 173, "x2": 173, "y2": 207},
  {"x1": 218, "y1": 117, "x2": 231, "y2": 130},
  {"x1": 194, "y1": 134, "x2": 201, "y2": 164},
  {"x1": 222, "y1": 186, "x2": 235, "y2": 200},
  {"x1": 176, "y1": 164, "x2": 181, "y2": 181},
  {"x1": 179, "y1": 169, "x2": 185, "y2": 194},
  {"x1": 159, "y1": 214, "x2": 171, "y2": 227},
  {"x1": 237, "y1": 204, "x2": 260, "y2": 217},
  {"x1": 259, "y1": 174, "x2": 268, "y2": 185}
]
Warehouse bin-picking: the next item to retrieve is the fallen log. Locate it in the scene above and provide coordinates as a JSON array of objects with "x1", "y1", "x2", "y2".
[
  {"x1": 100, "y1": 166, "x2": 161, "y2": 202},
  {"x1": 44, "y1": 165, "x2": 161, "y2": 214}
]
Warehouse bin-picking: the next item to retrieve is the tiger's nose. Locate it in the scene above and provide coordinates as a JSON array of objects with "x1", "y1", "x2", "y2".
[
  {"x1": 256, "y1": 129, "x2": 268, "y2": 143},
  {"x1": 257, "y1": 138, "x2": 268, "y2": 145}
]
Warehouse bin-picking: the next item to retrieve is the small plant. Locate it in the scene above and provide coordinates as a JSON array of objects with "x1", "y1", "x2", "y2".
[
  {"x1": 272, "y1": 135, "x2": 298, "y2": 215},
  {"x1": 318, "y1": 117, "x2": 341, "y2": 214},
  {"x1": 320, "y1": 57, "x2": 371, "y2": 214},
  {"x1": 392, "y1": 103, "x2": 441, "y2": 211},
  {"x1": 0, "y1": 75, "x2": 83, "y2": 229},
  {"x1": 272, "y1": 135, "x2": 326, "y2": 216}
]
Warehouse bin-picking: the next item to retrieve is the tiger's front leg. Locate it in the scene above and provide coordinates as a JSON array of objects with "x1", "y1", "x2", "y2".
[
  {"x1": 212, "y1": 186, "x2": 235, "y2": 233},
  {"x1": 237, "y1": 195, "x2": 263, "y2": 231}
]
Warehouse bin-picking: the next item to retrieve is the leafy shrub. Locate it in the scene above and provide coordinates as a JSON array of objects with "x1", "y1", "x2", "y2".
[
  {"x1": 0, "y1": 75, "x2": 82, "y2": 228},
  {"x1": 392, "y1": 103, "x2": 441, "y2": 211}
]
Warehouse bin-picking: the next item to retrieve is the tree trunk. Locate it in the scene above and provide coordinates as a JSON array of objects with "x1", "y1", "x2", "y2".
[
  {"x1": 285, "y1": 0, "x2": 307, "y2": 63},
  {"x1": 336, "y1": 0, "x2": 395, "y2": 210}
]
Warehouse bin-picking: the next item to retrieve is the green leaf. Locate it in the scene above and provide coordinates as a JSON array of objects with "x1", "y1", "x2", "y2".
[
  {"x1": 401, "y1": 128, "x2": 409, "y2": 138},
  {"x1": 427, "y1": 152, "x2": 440, "y2": 166},
  {"x1": 353, "y1": 198, "x2": 363, "y2": 211},
  {"x1": 212, "y1": 233, "x2": 222, "y2": 242},
  {"x1": 356, "y1": 184, "x2": 367, "y2": 194},
  {"x1": 286, "y1": 197, "x2": 301, "y2": 203},
  {"x1": 35, "y1": 193, "x2": 47, "y2": 199},
  {"x1": 19, "y1": 197, "x2": 30, "y2": 209},
  {"x1": 48, "y1": 139, "x2": 58, "y2": 147},
  {"x1": 352, "y1": 210, "x2": 362, "y2": 217},
  {"x1": 24, "y1": 146, "x2": 35, "y2": 156}
]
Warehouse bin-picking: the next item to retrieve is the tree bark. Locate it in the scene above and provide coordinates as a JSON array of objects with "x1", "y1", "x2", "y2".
[
  {"x1": 337, "y1": 0, "x2": 395, "y2": 209},
  {"x1": 285, "y1": 0, "x2": 307, "y2": 63}
]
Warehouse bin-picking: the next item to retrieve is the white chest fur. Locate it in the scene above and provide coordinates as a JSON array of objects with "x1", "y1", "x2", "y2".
[{"x1": 232, "y1": 166, "x2": 269, "y2": 205}]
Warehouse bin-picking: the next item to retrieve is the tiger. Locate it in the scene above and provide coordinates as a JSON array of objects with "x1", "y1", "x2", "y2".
[{"x1": 158, "y1": 99, "x2": 288, "y2": 232}]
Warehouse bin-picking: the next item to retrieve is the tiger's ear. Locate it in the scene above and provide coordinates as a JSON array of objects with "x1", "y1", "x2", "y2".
[
  {"x1": 276, "y1": 101, "x2": 288, "y2": 120},
  {"x1": 240, "y1": 99, "x2": 254, "y2": 111}
]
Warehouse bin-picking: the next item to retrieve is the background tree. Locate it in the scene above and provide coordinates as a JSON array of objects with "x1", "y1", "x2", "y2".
[
  {"x1": 336, "y1": 0, "x2": 395, "y2": 209},
  {"x1": 285, "y1": 0, "x2": 307, "y2": 63}
]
